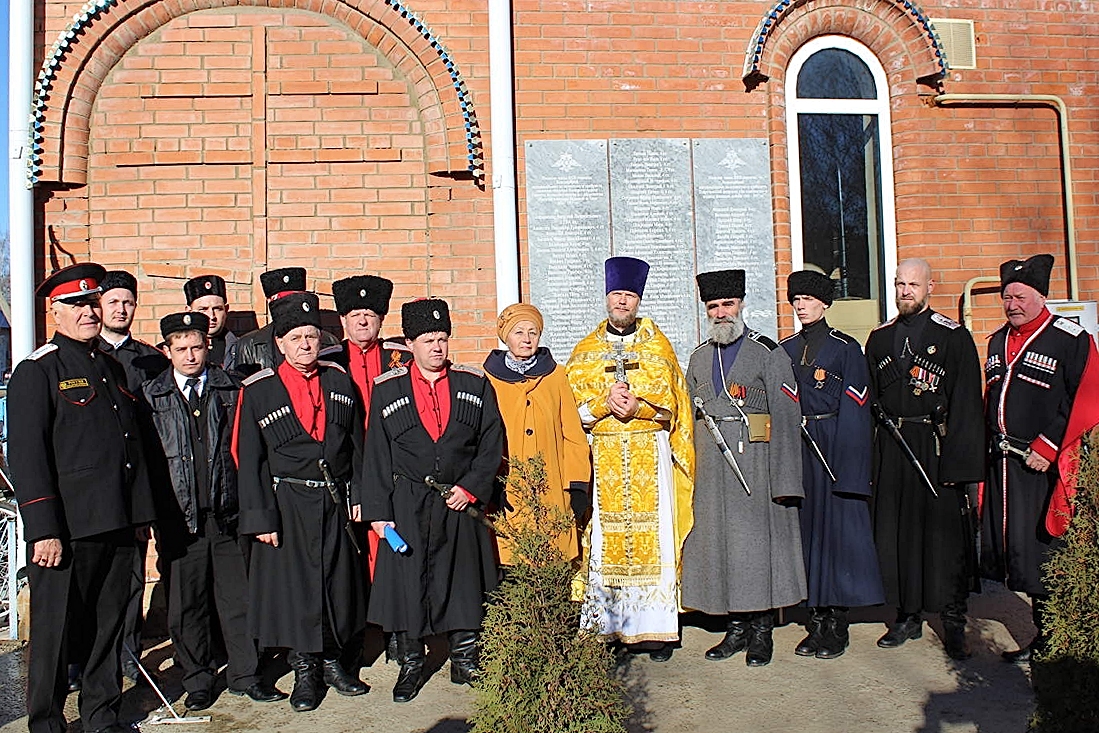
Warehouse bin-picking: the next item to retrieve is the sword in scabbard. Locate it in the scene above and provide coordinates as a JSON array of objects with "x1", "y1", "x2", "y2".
[
  {"x1": 318, "y1": 459, "x2": 363, "y2": 555},
  {"x1": 800, "y1": 418, "x2": 838, "y2": 483},
  {"x1": 871, "y1": 404, "x2": 939, "y2": 498},
  {"x1": 997, "y1": 438, "x2": 1032, "y2": 461},
  {"x1": 693, "y1": 396, "x2": 751, "y2": 495},
  {"x1": 424, "y1": 475, "x2": 506, "y2": 537}
]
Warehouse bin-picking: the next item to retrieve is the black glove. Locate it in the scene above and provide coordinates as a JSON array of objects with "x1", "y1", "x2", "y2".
[{"x1": 567, "y1": 483, "x2": 592, "y2": 524}]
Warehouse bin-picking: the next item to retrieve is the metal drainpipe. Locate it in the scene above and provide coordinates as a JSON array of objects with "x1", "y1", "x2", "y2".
[
  {"x1": 488, "y1": 0, "x2": 520, "y2": 315},
  {"x1": 961, "y1": 275, "x2": 1001, "y2": 333},
  {"x1": 934, "y1": 94, "x2": 1078, "y2": 300},
  {"x1": 9, "y1": 0, "x2": 35, "y2": 364}
]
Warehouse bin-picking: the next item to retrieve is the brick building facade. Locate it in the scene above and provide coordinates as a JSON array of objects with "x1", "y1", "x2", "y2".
[{"x1": 27, "y1": 0, "x2": 1098, "y2": 357}]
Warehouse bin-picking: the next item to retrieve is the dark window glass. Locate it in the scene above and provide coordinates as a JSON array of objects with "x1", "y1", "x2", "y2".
[
  {"x1": 796, "y1": 48, "x2": 876, "y2": 100},
  {"x1": 798, "y1": 113, "x2": 885, "y2": 314}
]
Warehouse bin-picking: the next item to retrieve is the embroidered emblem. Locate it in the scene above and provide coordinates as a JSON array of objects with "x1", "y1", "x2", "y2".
[
  {"x1": 931, "y1": 312, "x2": 961, "y2": 330},
  {"x1": 845, "y1": 385, "x2": 868, "y2": 406},
  {"x1": 781, "y1": 382, "x2": 799, "y2": 403},
  {"x1": 1053, "y1": 318, "x2": 1085, "y2": 337},
  {"x1": 59, "y1": 378, "x2": 90, "y2": 390}
]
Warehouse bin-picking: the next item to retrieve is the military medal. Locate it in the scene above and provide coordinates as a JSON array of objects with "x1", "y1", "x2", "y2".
[
  {"x1": 813, "y1": 367, "x2": 826, "y2": 389},
  {"x1": 927, "y1": 345, "x2": 937, "y2": 355}
]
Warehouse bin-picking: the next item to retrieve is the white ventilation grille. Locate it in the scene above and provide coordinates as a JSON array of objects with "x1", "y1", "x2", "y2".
[{"x1": 932, "y1": 19, "x2": 977, "y2": 70}]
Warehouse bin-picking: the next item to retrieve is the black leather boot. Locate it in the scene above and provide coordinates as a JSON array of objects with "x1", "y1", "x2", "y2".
[
  {"x1": 393, "y1": 633, "x2": 426, "y2": 703},
  {"x1": 448, "y1": 630, "x2": 480, "y2": 686},
  {"x1": 940, "y1": 601, "x2": 971, "y2": 661},
  {"x1": 746, "y1": 611, "x2": 775, "y2": 667},
  {"x1": 1003, "y1": 595, "x2": 1046, "y2": 663},
  {"x1": 816, "y1": 607, "x2": 849, "y2": 660},
  {"x1": 705, "y1": 615, "x2": 750, "y2": 661},
  {"x1": 321, "y1": 657, "x2": 367, "y2": 696},
  {"x1": 877, "y1": 611, "x2": 923, "y2": 648},
  {"x1": 287, "y1": 651, "x2": 323, "y2": 712},
  {"x1": 795, "y1": 608, "x2": 826, "y2": 657}
]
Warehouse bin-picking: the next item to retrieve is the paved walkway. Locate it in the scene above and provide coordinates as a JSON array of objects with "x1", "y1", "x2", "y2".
[{"x1": 0, "y1": 582, "x2": 1036, "y2": 733}]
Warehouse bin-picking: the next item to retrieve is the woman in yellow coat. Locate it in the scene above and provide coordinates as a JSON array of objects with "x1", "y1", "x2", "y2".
[{"x1": 483, "y1": 303, "x2": 592, "y2": 564}]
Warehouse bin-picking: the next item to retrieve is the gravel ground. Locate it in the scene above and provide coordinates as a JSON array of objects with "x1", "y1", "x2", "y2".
[{"x1": 0, "y1": 581, "x2": 1038, "y2": 733}]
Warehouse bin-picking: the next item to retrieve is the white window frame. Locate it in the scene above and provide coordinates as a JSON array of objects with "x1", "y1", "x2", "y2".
[{"x1": 786, "y1": 35, "x2": 899, "y2": 326}]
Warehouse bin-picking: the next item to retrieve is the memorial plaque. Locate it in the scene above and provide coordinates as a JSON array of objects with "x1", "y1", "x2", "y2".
[
  {"x1": 526, "y1": 140, "x2": 611, "y2": 361},
  {"x1": 693, "y1": 138, "x2": 777, "y2": 340},
  {"x1": 609, "y1": 138, "x2": 697, "y2": 364},
  {"x1": 525, "y1": 137, "x2": 776, "y2": 368}
]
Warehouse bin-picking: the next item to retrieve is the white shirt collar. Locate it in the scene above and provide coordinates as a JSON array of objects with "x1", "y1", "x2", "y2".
[{"x1": 173, "y1": 369, "x2": 208, "y2": 396}]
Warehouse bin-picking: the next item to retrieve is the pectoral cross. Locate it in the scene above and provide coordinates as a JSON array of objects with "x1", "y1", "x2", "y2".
[{"x1": 604, "y1": 340, "x2": 639, "y2": 387}]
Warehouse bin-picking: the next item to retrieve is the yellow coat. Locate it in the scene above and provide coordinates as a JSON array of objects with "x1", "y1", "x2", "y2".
[{"x1": 484, "y1": 350, "x2": 592, "y2": 563}]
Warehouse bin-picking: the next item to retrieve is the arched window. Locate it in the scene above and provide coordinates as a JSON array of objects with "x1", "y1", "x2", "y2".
[{"x1": 787, "y1": 36, "x2": 897, "y2": 341}]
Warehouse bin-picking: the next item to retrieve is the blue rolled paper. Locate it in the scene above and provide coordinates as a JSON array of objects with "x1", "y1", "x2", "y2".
[{"x1": 383, "y1": 525, "x2": 409, "y2": 554}]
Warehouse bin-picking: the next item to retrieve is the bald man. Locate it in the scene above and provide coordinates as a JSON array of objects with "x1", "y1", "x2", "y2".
[{"x1": 865, "y1": 259, "x2": 984, "y2": 661}]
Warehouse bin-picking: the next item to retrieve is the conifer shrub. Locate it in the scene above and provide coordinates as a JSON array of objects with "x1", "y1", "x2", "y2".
[
  {"x1": 469, "y1": 455, "x2": 629, "y2": 733},
  {"x1": 1031, "y1": 432, "x2": 1099, "y2": 732}
]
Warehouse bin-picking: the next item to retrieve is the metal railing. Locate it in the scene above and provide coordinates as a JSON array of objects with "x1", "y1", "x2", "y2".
[{"x1": 0, "y1": 494, "x2": 17, "y2": 640}]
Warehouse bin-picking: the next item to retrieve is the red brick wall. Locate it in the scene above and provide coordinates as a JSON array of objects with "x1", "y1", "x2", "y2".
[{"x1": 32, "y1": 0, "x2": 1099, "y2": 352}]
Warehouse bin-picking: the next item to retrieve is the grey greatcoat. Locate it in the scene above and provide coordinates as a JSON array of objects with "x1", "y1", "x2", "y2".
[{"x1": 681, "y1": 332, "x2": 808, "y2": 614}]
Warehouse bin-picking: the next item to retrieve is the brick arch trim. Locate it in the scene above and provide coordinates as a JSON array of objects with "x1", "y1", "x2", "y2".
[
  {"x1": 742, "y1": 0, "x2": 948, "y2": 91},
  {"x1": 28, "y1": 0, "x2": 482, "y2": 187}
]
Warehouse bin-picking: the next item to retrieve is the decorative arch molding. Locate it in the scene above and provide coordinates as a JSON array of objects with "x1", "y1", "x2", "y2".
[
  {"x1": 28, "y1": 0, "x2": 482, "y2": 187},
  {"x1": 742, "y1": 0, "x2": 948, "y2": 92}
]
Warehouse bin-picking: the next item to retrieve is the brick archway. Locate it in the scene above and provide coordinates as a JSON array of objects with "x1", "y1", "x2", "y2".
[
  {"x1": 749, "y1": 0, "x2": 949, "y2": 328},
  {"x1": 30, "y1": 0, "x2": 481, "y2": 187}
]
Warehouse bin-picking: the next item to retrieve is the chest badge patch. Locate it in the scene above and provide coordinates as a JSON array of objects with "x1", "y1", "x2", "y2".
[
  {"x1": 813, "y1": 367, "x2": 826, "y2": 389},
  {"x1": 59, "y1": 378, "x2": 90, "y2": 390}
]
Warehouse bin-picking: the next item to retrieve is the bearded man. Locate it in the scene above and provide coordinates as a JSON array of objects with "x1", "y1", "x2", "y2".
[
  {"x1": 865, "y1": 258, "x2": 984, "y2": 661},
  {"x1": 680, "y1": 269, "x2": 806, "y2": 668},
  {"x1": 565, "y1": 256, "x2": 694, "y2": 662}
]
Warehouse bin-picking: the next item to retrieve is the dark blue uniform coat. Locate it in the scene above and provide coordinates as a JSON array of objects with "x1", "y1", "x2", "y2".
[{"x1": 782, "y1": 323, "x2": 885, "y2": 608}]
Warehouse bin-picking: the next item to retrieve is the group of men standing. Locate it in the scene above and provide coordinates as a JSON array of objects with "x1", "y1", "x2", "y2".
[
  {"x1": 8, "y1": 249, "x2": 1096, "y2": 733},
  {"x1": 570, "y1": 253, "x2": 1096, "y2": 671},
  {"x1": 9, "y1": 264, "x2": 503, "y2": 733}
]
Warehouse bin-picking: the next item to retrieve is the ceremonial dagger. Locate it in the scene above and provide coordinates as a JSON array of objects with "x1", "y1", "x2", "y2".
[
  {"x1": 319, "y1": 459, "x2": 363, "y2": 554},
  {"x1": 424, "y1": 475, "x2": 506, "y2": 537},
  {"x1": 693, "y1": 396, "x2": 751, "y2": 495},
  {"x1": 871, "y1": 404, "x2": 939, "y2": 498}
]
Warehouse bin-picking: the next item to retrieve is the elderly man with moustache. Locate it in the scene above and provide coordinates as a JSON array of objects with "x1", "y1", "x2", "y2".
[
  {"x1": 9, "y1": 263, "x2": 156, "y2": 733},
  {"x1": 234, "y1": 292, "x2": 367, "y2": 712},
  {"x1": 981, "y1": 254, "x2": 1099, "y2": 663}
]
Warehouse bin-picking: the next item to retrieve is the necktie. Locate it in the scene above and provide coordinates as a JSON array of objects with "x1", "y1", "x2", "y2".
[{"x1": 186, "y1": 377, "x2": 202, "y2": 417}]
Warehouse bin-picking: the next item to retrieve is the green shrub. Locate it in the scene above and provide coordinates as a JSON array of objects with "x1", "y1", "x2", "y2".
[
  {"x1": 1031, "y1": 432, "x2": 1099, "y2": 732},
  {"x1": 469, "y1": 455, "x2": 629, "y2": 733}
]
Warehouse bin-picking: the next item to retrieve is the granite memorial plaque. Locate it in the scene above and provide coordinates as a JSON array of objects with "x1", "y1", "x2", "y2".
[
  {"x1": 693, "y1": 138, "x2": 777, "y2": 340},
  {"x1": 526, "y1": 140, "x2": 611, "y2": 361},
  {"x1": 525, "y1": 137, "x2": 775, "y2": 367},
  {"x1": 609, "y1": 138, "x2": 697, "y2": 363}
]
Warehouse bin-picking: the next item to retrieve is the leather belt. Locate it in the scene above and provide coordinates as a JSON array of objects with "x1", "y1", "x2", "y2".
[
  {"x1": 273, "y1": 476, "x2": 327, "y2": 489},
  {"x1": 886, "y1": 414, "x2": 932, "y2": 426},
  {"x1": 803, "y1": 412, "x2": 838, "y2": 421}
]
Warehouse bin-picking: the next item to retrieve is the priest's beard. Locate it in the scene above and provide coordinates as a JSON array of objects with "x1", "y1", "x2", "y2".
[
  {"x1": 606, "y1": 304, "x2": 639, "y2": 331},
  {"x1": 708, "y1": 314, "x2": 744, "y2": 345}
]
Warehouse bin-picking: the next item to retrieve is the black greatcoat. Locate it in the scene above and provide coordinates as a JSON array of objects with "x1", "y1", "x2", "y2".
[
  {"x1": 362, "y1": 364, "x2": 504, "y2": 638},
  {"x1": 235, "y1": 361, "x2": 366, "y2": 653},
  {"x1": 981, "y1": 314, "x2": 1090, "y2": 595},
  {"x1": 8, "y1": 333, "x2": 156, "y2": 733},
  {"x1": 781, "y1": 323, "x2": 885, "y2": 608},
  {"x1": 865, "y1": 309, "x2": 984, "y2": 614}
]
